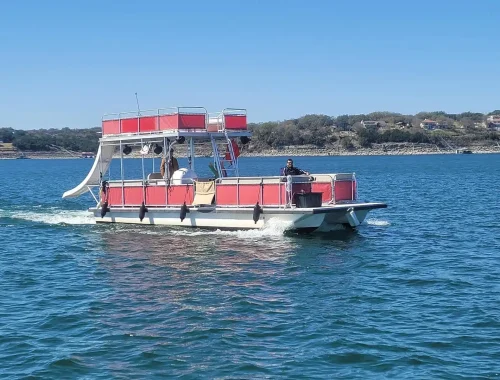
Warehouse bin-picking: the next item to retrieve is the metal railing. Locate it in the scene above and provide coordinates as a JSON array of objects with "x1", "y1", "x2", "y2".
[
  {"x1": 102, "y1": 107, "x2": 209, "y2": 135},
  {"x1": 101, "y1": 107, "x2": 248, "y2": 136},
  {"x1": 94, "y1": 173, "x2": 357, "y2": 209}
]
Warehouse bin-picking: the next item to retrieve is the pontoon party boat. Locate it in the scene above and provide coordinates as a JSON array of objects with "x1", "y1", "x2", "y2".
[{"x1": 62, "y1": 107, "x2": 387, "y2": 233}]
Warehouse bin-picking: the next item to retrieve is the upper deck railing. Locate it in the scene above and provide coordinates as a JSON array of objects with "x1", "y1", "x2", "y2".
[{"x1": 101, "y1": 107, "x2": 247, "y2": 136}]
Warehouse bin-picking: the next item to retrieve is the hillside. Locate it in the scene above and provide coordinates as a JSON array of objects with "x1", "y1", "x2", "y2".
[{"x1": 1, "y1": 110, "x2": 500, "y2": 157}]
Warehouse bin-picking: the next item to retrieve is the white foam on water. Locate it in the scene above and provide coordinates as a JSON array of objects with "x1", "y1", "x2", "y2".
[
  {"x1": 365, "y1": 218, "x2": 390, "y2": 226},
  {"x1": 11, "y1": 209, "x2": 95, "y2": 225},
  {"x1": 137, "y1": 217, "x2": 294, "y2": 238}
]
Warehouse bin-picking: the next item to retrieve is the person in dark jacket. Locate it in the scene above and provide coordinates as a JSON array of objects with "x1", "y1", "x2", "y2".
[
  {"x1": 283, "y1": 159, "x2": 309, "y2": 176},
  {"x1": 160, "y1": 149, "x2": 179, "y2": 179}
]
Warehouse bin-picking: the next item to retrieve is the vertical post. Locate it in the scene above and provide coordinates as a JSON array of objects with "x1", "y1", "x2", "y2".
[
  {"x1": 164, "y1": 136, "x2": 168, "y2": 207},
  {"x1": 236, "y1": 177, "x2": 239, "y2": 207},
  {"x1": 141, "y1": 139, "x2": 145, "y2": 181},
  {"x1": 120, "y1": 141, "x2": 124, "y2": 206},
  {"x1": 278, "y1": 179, "x2": 281, "y2": 208},
  {"x1": 189, "y1": 137, "x2": 194, "y2": 171},
  {"x1": 166, "y1": 141, "x2": 172, "y2": 182},
  {"x1": 98, "y1": 143, "x2": 103, "y2": 207},
  {"x1": 260, "y1": 178, "x2": 263, "y2": 205},
  {"x1": 157, "y1": 108, "x2": 160, "y2": 132},
  {"x1": 332, "y1": 176, "x2": 336, "y2": 205},
  {"x1": 286, "y1": 175, "x2": 293, "y2": 208},
  {"x1": 152, "y1": 151, "x2": 155, "y2": 175},
  {"x1": 352, "y1": 173, "x2": 356, "y2": 200},
  {"x1": 135, "y1": 93, "x2": 141, "y2": 133},
  {"x1": 141, "y1": 138, "x2": 146, "y2": 204}
]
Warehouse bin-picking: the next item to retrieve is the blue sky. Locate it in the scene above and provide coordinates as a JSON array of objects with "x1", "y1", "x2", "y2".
[{"x1": 1, "y1": 0, "x2": 499, "y2": 129}]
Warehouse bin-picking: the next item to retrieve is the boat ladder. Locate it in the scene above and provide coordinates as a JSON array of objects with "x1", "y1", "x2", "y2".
[{"x1": 210, "y1": 132, "x2": 239, "y2": 177}]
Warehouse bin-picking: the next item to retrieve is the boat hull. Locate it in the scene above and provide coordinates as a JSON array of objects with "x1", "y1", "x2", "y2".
[{"x1": 91, "y1": 202, "x2": 386, "y2": 233}]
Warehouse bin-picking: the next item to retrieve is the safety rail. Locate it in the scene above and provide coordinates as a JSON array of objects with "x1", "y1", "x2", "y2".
[
  {"x1": 102, "y1": 107, "x2": 207, "y2": 136},
  {"x1": 102, "y1": 107, "x2": 247, "y2": 136},
  {"x1": 97, "y1": 173, "x2": 356, "y2": 208},
  {"x1": 207, "y1": 108, "x2": 247, "y2": 132}
]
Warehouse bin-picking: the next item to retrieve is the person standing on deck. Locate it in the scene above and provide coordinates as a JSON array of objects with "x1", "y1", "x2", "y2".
[
  {"x1": 160, "y1": 149, "x2": 179, "y2": 179},
  {"x1": 283, "y1": 158, "x2": 309, "y2": 176}
]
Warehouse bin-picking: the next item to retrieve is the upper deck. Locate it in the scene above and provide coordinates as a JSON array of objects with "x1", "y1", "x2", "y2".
[{"x1": 101, "y1": 107, "x2": 249, "y2": 142}]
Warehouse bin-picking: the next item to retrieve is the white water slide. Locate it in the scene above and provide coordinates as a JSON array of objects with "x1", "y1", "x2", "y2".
[{"x1": 62, "y1": 145, "x2": 115, "y2": 198}]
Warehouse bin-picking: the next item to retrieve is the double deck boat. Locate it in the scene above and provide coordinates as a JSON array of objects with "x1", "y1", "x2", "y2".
[{"x1": 62, "y1": 106, "x2": 387, "y2": 233}]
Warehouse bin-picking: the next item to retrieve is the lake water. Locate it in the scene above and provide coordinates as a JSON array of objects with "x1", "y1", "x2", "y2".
[{"x1": 1, "y1": 154, "x2": 500, "y2": 378}]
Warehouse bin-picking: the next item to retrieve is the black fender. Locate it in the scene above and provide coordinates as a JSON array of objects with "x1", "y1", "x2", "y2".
[
  {"x1": 180, "y1": 202, "x2": 189, "y2": 222},
  {"x1": 253, "y1": 202, "x2": 263, "y2": 224},
  {"x1": 139, "y1": 201, "x2": 148, "y2": 222},
  {"x1": 100, "y1": 201, "x2": 110, "y2": 218}
]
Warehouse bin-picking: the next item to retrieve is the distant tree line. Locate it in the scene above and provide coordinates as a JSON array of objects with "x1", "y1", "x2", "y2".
[
  {"x1": 0, "y1": 127, "x2": 100, "y2": 152},
  {"x1": 249, "y1": 110, "x2": 500, "y2": 149},
  {"x1": 1, "y1": 110, "x2": 499, "y2": 152}
]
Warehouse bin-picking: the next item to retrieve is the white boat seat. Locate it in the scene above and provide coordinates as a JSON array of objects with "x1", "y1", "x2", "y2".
[{"x1": 147, "y1": 172, "x2": 163, "y2": 180}]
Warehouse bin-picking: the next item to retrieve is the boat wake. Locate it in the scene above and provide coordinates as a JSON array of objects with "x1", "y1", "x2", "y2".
[
  {"x1": 110, "y1": 217, "x2": 294, "y2": 238},
  {"x1": 365, "y1": 218, "x2": 390, "y2": 226},
  {"x1": 9, "y1": 208, "x2": 95, "y2": 225}
]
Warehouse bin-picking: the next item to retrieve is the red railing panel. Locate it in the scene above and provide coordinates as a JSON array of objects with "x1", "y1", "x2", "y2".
[
  {"x1": 179, "y1": 114, "x2": 206, "y2": 129},
  {"x1": 146, "y1": 186, "x2": 166, "y2": 205},
  {"x1": 159, "y1": 114, "x2": 178, "y2": 130},
  {"x1": 237, "y1": 184, "x2": 260, "y2": 205},
  {"x1": 107, "y1": 187, "x2": 123, "y2": 205},
  {"x1": 262, "y1": 184, "x2": 282, "y2": 205},
  {"x1": 334, "y1": 181, "x2": 356, "y2": 202},
  {"x1": 123, "y1": 187, "x2": 143, "y2": 205},
  {"x1": 102, "y1": 120, "x2": 120, "y2": 135},
  {"x1": 224, "y1": 115, "x2": 247, "y2": 130},
  {"x1": 167, "y1": 185, "x2": 194, "y2": 205},
  {"x1": 312, "y1": 183, "x2": 332, "y2": 203},
  {"x1": 215, "y1": 184, "x2": 238, "y2": 205},
  {"x1": 121, "y1": 118, "x2": 139, "y2": 133},
  {"x1": 139, "y1": 116, "x2": 157, "y2": 132}
]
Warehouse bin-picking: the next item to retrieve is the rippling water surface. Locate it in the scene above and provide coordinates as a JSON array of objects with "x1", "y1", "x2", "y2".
[{"x1": 1, "y1": 155, "x2": 500, "y2": 379}]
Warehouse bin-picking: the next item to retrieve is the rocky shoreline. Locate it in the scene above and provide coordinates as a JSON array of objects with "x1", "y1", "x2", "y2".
[
  {"x1": 242, "y1": 143, "x2": 500, "y2": 157},
  {"x1": 1, "y1": 142, "x2": 500, "y2": 159}
]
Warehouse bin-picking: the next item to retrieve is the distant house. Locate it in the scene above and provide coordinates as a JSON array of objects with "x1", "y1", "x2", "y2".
[
  {"x1": 420, "y1": 119, "x2": 439, "y2": 130},
  {"x1": 487, "y1": 116, "x2": 500, "y2": 131},
  {"x1": 396, "y1": 122, "x2": 412, "y2": 129},
  {"x1": 361, "y1": 120, "x2": 379, "y2": 128}
]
